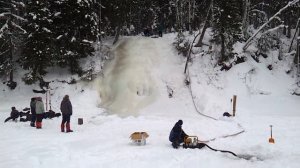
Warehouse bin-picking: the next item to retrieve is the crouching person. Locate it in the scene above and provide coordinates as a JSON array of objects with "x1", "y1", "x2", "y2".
[
  {"x1": 60, "y1": 95, "x2": 73, "y2": 133},
  {"x1": 169, "y1": 120, "x2": 188, "y2": 148},
  {"x1": 35, "y1": 97, "x2": 45, "y2": 129}
]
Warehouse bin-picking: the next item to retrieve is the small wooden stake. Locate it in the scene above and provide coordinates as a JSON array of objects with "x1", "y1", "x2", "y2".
[
  {"x1": 45, "y1": 91, "x2": 48, "y2": 111},
  {"x1": 232, "y1": 95, "x2": 237, "y2": 116}
]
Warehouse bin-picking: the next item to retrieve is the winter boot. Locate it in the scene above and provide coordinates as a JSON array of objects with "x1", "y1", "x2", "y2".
[
  {"x1": 36, "y1": 122, "x2": 42, "y2": 129},
  {"x1": 172, "y1": 142, "x2": 179, "y2": 149},
  {"x1": 66, "y1": 123, "x2": 73, "y2": 133},
  {"x1": 61, "y1": 123, "x2": 65, "y2": 132},
  {"x1": 30, "y1": 122, "x2": 35, "y2": 127}
]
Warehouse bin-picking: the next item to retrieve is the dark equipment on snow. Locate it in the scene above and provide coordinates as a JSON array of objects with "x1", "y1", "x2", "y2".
[
  {"x1": 78, "y1": 118, "x2": 83, "y2": 125},
  {"x1": 183, "y1": 136, "x2": 237, "y2": 157},
  {"x1": 182, "y1": 136, "x2": 261, "y2": 160},
  {"x1": 223, "y1": 112, "x2": 232, "y2": 117}
]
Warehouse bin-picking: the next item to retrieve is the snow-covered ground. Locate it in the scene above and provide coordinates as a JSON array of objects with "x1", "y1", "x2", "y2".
[{"x1": 1, "y1": 34, "x2": 300, "y2": 168}]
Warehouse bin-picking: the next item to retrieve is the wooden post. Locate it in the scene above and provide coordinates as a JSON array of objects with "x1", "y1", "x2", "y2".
[
  {"x1": 49, "y1": 90, "x2": 52, "y2": 111},
  {"x1": 45, "y1": 90, "x2": 48, "y2": 111},
  {"x1": 232, "y1": 95, "x2": 237, "y2": 116}
]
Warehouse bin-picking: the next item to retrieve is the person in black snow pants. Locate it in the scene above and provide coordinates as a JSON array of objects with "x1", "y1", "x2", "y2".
[
  {"x1": 60, "y1": 95, "x2": 73, "y2": 133},
  {"x1": 4, "y1": 107, "x2": 20, "y2": 122},
  {"x1": 30, "y1": 97, "x2": 36, "y2": 127},
  {"x1": 169, "y1": 120, "x2": 188, "y2": 148}
]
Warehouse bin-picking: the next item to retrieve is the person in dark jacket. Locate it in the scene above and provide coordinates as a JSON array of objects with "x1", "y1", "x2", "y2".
[
  {"x1": 4, "y1": 107, "x2": 20, "y2": 122},
  {"x1": 169, "y1": 120, "x2": 188, "y2": 148},
  {"x1": 10, "y1": 107, "x2": 19, "y2": 121},
  {"x1": 30, "y1": 97, "x2": 36, "y2": 127},
  {"x1": 60, "y1": 95, "x2": 73, "y2": 133}
]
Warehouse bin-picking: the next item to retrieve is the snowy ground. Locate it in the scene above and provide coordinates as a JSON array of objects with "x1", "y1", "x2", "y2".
[{"x1": 1, "y1": 34, "x2": 300, "y2": 168}]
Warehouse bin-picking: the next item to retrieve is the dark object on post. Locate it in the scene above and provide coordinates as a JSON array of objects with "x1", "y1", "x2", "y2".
[
  {"x1": 78, "y1": 118, "x2": 83, "y2": 125},
  {"x1": 223, "y1": 112, "x2": 232, "y2": 117}
]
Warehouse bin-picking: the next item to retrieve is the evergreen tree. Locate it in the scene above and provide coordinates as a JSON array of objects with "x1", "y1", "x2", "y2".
[
  {"x1": 51, "y1": 0, "x2": 98, "y2": 75},
  {"x1": 0, "y1": 0, "x2": 26, "y2": 88},
  {"x1": 21, "y1": 0, "x2": 54, "y2": 84},
  {"x1": 211, "y1": 0, "x2": 242, "y2": 62}
]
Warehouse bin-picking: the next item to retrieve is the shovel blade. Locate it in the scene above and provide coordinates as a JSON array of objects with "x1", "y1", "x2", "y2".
[{"x1": 269, "y1": 138, "x2": 275, "y2": 143}]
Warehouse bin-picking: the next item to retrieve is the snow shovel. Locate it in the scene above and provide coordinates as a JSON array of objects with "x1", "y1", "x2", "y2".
[{"x1": 269, "y1": 125, "x2": 275, "y2": 144}]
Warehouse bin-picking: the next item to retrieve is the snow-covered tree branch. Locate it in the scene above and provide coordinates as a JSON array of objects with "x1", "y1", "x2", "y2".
[{"x1": 243, "y1": 0, "x2": 299, "y2": 51}]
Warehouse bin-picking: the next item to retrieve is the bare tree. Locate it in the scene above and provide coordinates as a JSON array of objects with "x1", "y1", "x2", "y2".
[
  {"x1": 243, "y1": 0, "x2": 299, "y2": 51},
  {"x1": 242, "y1": 0, "x2": 250, "y2": 39},
  {"x1": 194, "y1": 0, "x2": 212, "y2": 47}
]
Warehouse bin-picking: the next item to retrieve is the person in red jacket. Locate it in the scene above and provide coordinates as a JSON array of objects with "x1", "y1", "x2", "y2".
[{"x1": 60, "y1": 95, "x2": 73, "y2": 133}]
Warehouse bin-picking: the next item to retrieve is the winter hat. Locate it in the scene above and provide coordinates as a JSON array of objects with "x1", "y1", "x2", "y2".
[
  {"x1": 11, "y1": 107, "x2": 16, "y2": 110},
  {"x1": 63, "y1": 95, "x2": 69, "y2": 100},
  {"x1": 178, "y1": 120, "x2": 183, "y2": 125}
]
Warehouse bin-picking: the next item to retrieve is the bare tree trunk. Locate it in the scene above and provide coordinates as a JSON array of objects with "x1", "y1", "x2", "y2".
[
  {"x1": 289, "y1": 18, "x2": 300, "y2": 52},
  {"x1": 98, "y1": 0, "x2": 102, "y2": 42},
  {"x1": 188, "y1": 0, "x2": 192, "y2": 34},
  {"x1": 298, "y1": 39, "x2": 300, "y2": 75},
  {"x1": 287, "y1": 17, "x2": 292, "y2": 38},
  {"x1": 9, "y1": 34, "x2": 13, "y2": 82},
  {"x1": 243, "y1": 0, "x2": 299, "y2": 51},
  {"x1": 194, "y1": 0, "x2": 212, "y2": 47},
  {"x1": 184, "y1": 30, "x2": 202, "y2": 74},
  {"x1": 175, "y1": 0, "x2": 181, "y2": 33},
  {"x1": 295, "y1": 38, "x2": 300, "y2": 76},
  {"x1": 220, "y1": 28, "x2": 226, "y2": 62},
  {"x1": 242, "y1": 0, "x2": 250, "y2": 39}
]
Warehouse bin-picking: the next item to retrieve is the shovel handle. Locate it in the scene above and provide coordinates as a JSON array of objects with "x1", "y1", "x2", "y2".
[{"x1": 270, "y1": 125, "x2": 273, "y2": 138}]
